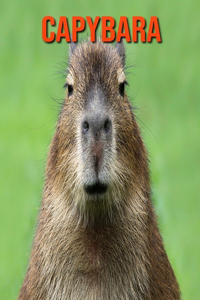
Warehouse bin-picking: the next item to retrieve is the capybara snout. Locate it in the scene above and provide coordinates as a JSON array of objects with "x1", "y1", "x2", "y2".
[{"x1": 80, "y1": 87, "x2": 114, "y2": 195}]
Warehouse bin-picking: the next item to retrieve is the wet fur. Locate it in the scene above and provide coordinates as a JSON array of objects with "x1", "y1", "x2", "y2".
[{"x1": 19, "y1": 41, "x2": 180, "y2": 299}]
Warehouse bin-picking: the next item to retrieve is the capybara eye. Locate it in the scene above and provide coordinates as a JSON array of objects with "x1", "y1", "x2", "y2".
[
  {"x1": 82, "y1": 121, "x2": 89, "y2": 133},
  {"x1": 68, "y1": 84, "x2": 73, "y2": 97},
  {"x1": 104, "y1": 119, "x2": 111, "y2": 133},
  {"x1": 119, "y1": 82, "x2": 125, "y2": 97}
]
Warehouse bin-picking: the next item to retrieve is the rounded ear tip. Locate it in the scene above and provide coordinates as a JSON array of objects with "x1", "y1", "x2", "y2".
[
  {"x1": 115, "y1": 39, "x2": 125, "y2": 51},
  {"x1": 69, "y1": 35, "x2": 78, "y2": 57},
  {"x1": 115, "y1": 40, "x2": 126, "y2": 67}
]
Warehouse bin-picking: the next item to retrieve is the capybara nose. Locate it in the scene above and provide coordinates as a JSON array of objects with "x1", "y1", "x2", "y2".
[
  {"x1": 81, "y1": 111, "x2": 112, "y2": 174},
  {"x1": 82, "y1": 115, "x2": 112, "y2": 141}
]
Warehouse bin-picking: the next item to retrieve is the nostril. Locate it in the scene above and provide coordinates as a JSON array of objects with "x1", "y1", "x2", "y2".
[
  {"x1": 82, "y1": 121, "x2": 89, "y2": 134},
  {"x1": 104, "y1": 119, "x2": 112, "y2": 133}
]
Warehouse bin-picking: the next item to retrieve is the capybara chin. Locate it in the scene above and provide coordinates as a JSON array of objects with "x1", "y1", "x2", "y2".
[{"x1": 19, "y1": 40, "x2": 180, "y2": 300}]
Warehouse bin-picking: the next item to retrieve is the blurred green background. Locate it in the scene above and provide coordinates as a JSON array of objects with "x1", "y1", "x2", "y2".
[{"x1": 1, "y1": 0, "x2": 199, "y2": 299}]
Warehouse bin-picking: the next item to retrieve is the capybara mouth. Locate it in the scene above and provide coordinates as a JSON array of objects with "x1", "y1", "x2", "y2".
[{"x1": 84, "y1": 182, "x2": 108, "y2": 195}]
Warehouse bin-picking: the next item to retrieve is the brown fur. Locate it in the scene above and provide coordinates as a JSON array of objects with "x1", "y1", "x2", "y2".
[{"x1": 19, "y1": 40, "x2": 180, "y2": 299}]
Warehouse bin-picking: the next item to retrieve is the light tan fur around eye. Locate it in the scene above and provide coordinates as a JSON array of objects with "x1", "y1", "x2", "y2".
[
  {"x1": 117, "y1": 68, "x2": 126, "y2": 83},
  {"x1": 66, "y1": 73, "x2": 74, "y2": 86}
]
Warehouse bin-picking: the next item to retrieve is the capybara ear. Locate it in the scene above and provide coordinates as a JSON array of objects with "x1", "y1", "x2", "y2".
[
  {"x1": 115, "y1": 40, "x2": 126, "y2": 67},
  {"x1": 69, "y1": 37, "x2": 78, "y2": 58}
]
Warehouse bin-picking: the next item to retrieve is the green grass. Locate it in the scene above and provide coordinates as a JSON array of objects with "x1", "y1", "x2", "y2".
[{"x1": 1, "y1": 0, "x2": 200, "y2": 299}]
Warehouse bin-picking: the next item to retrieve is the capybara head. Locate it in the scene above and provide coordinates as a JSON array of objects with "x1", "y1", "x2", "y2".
[{"x1": 47, "y1": 40, "x2": 148, "y2": 224}]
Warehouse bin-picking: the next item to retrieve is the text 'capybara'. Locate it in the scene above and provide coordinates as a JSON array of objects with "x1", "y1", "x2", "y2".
[{"x1": 19, "y1": 40, "x2": 180, "y2": 300}]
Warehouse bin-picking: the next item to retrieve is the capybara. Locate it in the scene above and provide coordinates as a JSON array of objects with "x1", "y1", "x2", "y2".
[{"x1": 19, "y1": 40, "x2": 180, "y2": 300}]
